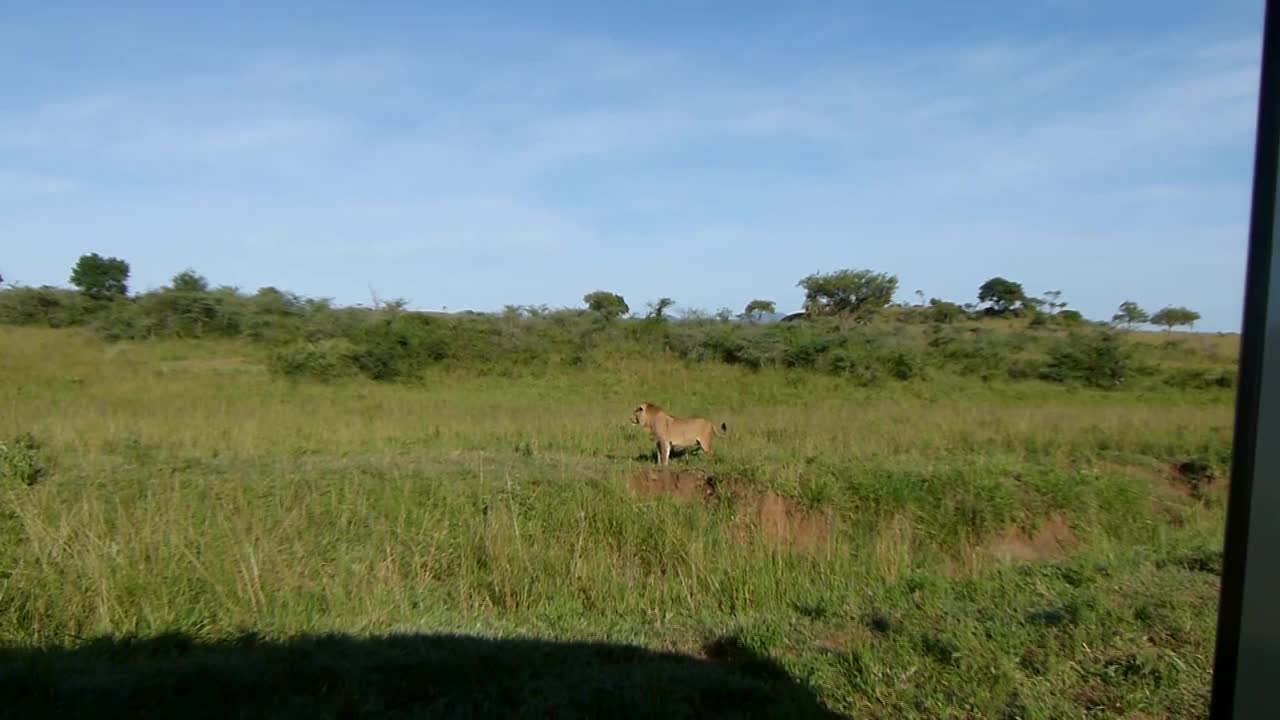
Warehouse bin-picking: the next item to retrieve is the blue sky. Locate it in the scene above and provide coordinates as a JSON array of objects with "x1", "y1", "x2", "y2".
[{"x1": 0, "y1": 1, "x2": 1266, "y2": 330}]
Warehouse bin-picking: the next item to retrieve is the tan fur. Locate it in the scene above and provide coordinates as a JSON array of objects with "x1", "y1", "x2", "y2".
[{"x1": 630, "y1": 402, "x2": 728, "y2": 465}]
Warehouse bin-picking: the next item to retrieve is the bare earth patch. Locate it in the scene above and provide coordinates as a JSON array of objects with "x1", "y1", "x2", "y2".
[
  {"x1": 627, "y1": 469, "x2": 718, "y2": 502},
  {"x1": 627, "y1": 469, "x2": 834, "y2": 553},
  {"x1": 947, "y1": 514, "x2": 1081, "y2": 577},
  {"x1": 752, "y1": 491, "x2": 834, "y2": 553},
  {"x1": 984, "y1": 514, "x2": 1079, "y2": 563}
]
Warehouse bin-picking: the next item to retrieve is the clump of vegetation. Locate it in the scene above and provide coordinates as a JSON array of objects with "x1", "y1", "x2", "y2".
[
  {"x1": 1162, "y1": 367, "x2": 1237, "y2": 390},
  {"x1": 1039, "y1": 330, "x2": 1131, "y2": 389},
  {"x1": 0, "y1": 432, "x2": 46, "y2": 486},
  {"x1": 926, "y1": 298, "x2": 966, "y2": 324},
  {"x1": 0, "y1": 286, "x2": 98, "y2": 328},
  {"x1": 267, "y1": 338, "x2": 361, "y2": 381}
]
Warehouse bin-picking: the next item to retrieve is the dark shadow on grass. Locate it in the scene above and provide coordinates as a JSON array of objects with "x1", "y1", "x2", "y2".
[{"x1": 0, "y1": 631, "x2": 849, "y2": 719}]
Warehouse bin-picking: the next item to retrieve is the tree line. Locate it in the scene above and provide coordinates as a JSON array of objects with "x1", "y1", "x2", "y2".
[
  {"x1": 0, "y1": 253, "x2": 1232, "y2": 392},
  {"x1": 586, "y1": 267, "x2": 1200, "y2": 331},
  {"x1": 5, "y1": 253, "x2": 1203, "y2": 333}
]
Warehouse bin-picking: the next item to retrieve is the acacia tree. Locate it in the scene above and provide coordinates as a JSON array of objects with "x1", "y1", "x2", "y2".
[
  {"x1": 1042, "y1": 290, "x2": 1065, "y2": 315},
  {"x1": 1112, "y1": 301, "x2": 1149, "y2": 329},
  {"x1": 797, "y1": 268, "x2": 898, "y2": 328},
  {"x1": 742, "y1": 299, "x2": 776, "y2": 322},
  {"x1": 1150, "y1": 305, "x2": 1201, "y2": 331},
  {"x1": 645, "y1": 297, "x2": 675, "y2": 320},
  {"x1": 977, "y1": 276, "x2": 1027, "y2": 315},
  {"x1": 70, "y1": 253, "x2": 130, "y2": 300},
  {"x1": 583, "y1": 290, "x2": 630, "y2": 320}
]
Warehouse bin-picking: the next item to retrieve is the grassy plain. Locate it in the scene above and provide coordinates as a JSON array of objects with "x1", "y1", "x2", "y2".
[{"x1": 0, "y1": 324, "x2": 1236, "y2": 718}]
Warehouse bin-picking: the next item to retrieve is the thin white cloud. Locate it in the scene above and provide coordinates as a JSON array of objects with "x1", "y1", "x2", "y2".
[{"x1": 894, "y1": 49, "x2": 1259, "y2": 199}]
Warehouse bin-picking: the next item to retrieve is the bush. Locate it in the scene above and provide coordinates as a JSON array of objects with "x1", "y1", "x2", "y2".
[
  {"x1": 661, "y1": 321, "x2": 777, "y2": 369},
  {"x1": 267, "y1": 338, "x2": 360, "y2": 381},
  {"x1": 1057, "y1": 309, "x2": 1084, "y2": 325},
  {"x1": 1005, "y1": 357, "x2": 1042, "y2": 380},
  {"x1": 700, "y1": 326, "x2": 752, "y2": 367},
  {"x1": 0, "y1": 432, "x2": 46, "y2": 486},
  {"x1": 732, "y1": 328, "x2": 786, "y2": 371},
  {"x1": 1031, "y1": 310, "x2": 1085, "y2": 329},
  {"x1": 821, "y1": 345, "x2": 880, "y2": 384},
  {"x1": 926, "y1": 299, "x2": 966, "y2": 324},
  {"x1": 883, "y1": 347, "x2": 926, "y2": 381},
  {"x1": 136, "y1": 289, "x2": 247, "y2": 338},
  {"x1": 0, "y1": 286, "x2": 101, "y2": 327},
  {"x1": 1161, "y1": 367, "x2": 1236, "y2": 390},
  {"x1": 927, "y1": 327, "x2": 1016, "y2": 377},
  {"x1": 92, "y1": 300, "x2": 158, "y2": 341},
  {"x1": 1040, "y1": 330, "x2": 1130, "y2": 389},
  {"x1": 343, "y1": 315, "x2": 460, "y2": 380},
  {"x1": 781, "y1": 326, "x2": 837, "y2": 370}
]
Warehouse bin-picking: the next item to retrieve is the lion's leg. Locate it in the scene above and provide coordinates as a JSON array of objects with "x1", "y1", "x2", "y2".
[
  {"x1": 658, "y1": 440, "x2": 671, "y2": 465},
  {"x1": 697, "y1": 436, "x2": 713, "y2": 457}
]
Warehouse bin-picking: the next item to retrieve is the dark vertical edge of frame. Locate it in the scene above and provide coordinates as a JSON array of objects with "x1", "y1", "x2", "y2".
[{"x1": 1211, "y1": 0, "x2": 1280, "y2": 717}]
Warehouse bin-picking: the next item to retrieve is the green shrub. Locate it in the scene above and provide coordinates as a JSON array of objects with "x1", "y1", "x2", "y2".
[
  {"x1": 928, "y1": 327, "x2": 1015, "y2": 377},
  {"x1": 926, "y1": 299, "x2": 966, "y2": 324},
  {"x1": 0, "y1": 433, "x2": 46, "y2": 486},
  {"x1": 1057, "y1": 309, "x2": 1084, "y2": 325},
  {"x1": 882, "y1": 347, "x2": 926, "y2": 381},
  {"x1": 1161, "y1": 367, "x2": 1236, "y2": 390},
  {"x1": 344, "y1": 315, "x2": 457, "y2": 380},
  {"x1": 1006, "y1": 357, "x2": 1042, "y2": 380},
  {"x1": 821, "y1": 345, "x2": 880, "y2": 385},
  {"x1": 267, "y1": 338, "x2": 360, "y2": 381},
  {"x1": 0, "y1": 286, "x2": 101, "y2": 327},
  {"x1": 91, "y1": 300, "x2": 157, "y2": 341},
  {"x1": 1040, "y1": 330, "x2": 1130, "y2": 389},
  {"x1": 135, "y1": 289, "x2": 247, "y2": 338},
  {"x1": 729, "y1": 328, "x2": 785, "y2": 371},
  {"x1": 780, "y1": 326, "x2": 836, "y2": 370}
]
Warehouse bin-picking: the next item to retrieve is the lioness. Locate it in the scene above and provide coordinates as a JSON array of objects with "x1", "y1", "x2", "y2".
[{"x1": 630, "y1": 402, "x2": 728, "y2": 465}]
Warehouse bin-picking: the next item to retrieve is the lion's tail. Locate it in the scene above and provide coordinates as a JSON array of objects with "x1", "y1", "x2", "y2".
[{"x1": 715, "y1": 422, "x2": 728, "y2": 437}]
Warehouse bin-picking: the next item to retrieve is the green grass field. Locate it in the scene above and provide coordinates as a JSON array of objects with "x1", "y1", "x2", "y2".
[{"x1": 0, "y1": 325, "x2": 1235, "y2": 718}]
